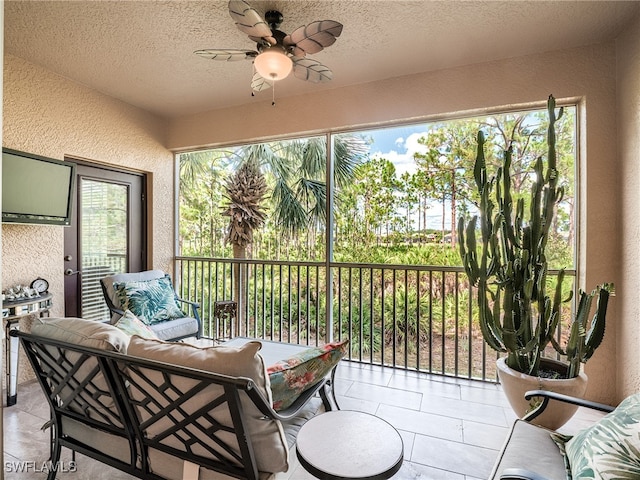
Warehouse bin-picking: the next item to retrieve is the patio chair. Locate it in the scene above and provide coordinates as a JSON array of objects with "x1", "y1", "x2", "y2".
[
  {"x1": 490, "y1": 390, "x2": 622, "y2": 480},
  {"x1": 100, "y1": 269, "x2": 201, "y2": 341}
]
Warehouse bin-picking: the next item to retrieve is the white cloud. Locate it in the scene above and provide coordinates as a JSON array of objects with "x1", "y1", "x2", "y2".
[
  {"x1": 404, "y1": 132, "x2": 430, "y2": 156},
  {"x1": 371, "y1": 131, "x2": 431, "y2": 175}
]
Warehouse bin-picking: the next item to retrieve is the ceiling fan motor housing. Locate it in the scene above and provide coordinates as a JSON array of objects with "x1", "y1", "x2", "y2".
[
  {"x1": 257, "y1": 29, "x2": 288, "y2": 52},
  {"x1": 265, "y1": 10, "x2": 284, "y2": 29}
]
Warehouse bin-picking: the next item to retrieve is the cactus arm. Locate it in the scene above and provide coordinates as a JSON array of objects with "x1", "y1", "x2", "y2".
[
  {"x1": 529, "y1": 158, "x2": 544, "y2": 254},
  {"x1": 549, "y1": 334, "x2": 566, "y2": 356},
  {"x1": 461, "y1": 217, "x2": 482, "y2": 286},
  {"x1": 501, "y1": 148, "x2": 518, "y2": 249},
  {"x1": 547, "y1": 270, "x2": 566, "y2": 351},
  {"x1": 583, "y1": 285, "x2": 612, "y2": 359},
  {"x1": 501, "y1": 284, "x2": 516, "y2": 346},
  {"x1": 540, "y1": 97, "x2": 561, "y2": 250},
  {"x1": 566, "y1": 319, "x2": 584, "y2": 378},
  {"x1": 477, "y1": 283, "x2": 505, "y2": 352},
  {"x1": 564, "y1": 284, "x2": 613, "y2": 378},
  {"x1": 488, "y1": 230, "x2": 500, "y2": 278},
  {"x1": 546, "y1": 95, "x2": 563, "y2": 172},
  {"x1": 458, "y1": 215, "x2": 468, "y2": 266},
  {"x1": 473, "y1": 131, "x2": 487, "y2": 191}
]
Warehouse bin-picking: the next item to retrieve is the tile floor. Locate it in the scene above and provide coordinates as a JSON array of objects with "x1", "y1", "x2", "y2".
[{"x1": 2, "y1": 360, "x2": 605, "y2": 479}]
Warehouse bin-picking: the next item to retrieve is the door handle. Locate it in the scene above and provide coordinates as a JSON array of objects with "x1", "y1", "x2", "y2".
[{"x1": 64, "y1": 269, "x2": 81, "y2": 276}]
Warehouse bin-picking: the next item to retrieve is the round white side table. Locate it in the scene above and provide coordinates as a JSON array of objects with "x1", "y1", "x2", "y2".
[{"x1": 296, "y1": 410, "x2": 404, "y2": 480}]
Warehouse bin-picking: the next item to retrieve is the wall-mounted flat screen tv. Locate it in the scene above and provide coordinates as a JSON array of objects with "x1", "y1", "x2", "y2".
[{"x1": 2, "y1": 148, "x2": 77, "y2": 226}]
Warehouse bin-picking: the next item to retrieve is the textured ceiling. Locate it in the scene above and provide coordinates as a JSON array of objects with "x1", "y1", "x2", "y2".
[{"x1": 5, "y1": 1, "x2": 640, "y2": 119}]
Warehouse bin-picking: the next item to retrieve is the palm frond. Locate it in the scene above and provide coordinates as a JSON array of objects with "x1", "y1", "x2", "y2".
[
  {"x1": 333, "y1": 134, "x2": 368, "y2": 187},
  {"x1": 300, "y1": 137, "x2": 326, "y2": 179},
  {"x1": 179, "y1": 151, "x2": 218, "y2": 189},
  {"x1": 239, "y1": 143, "x2": 293, "y2": 182},
  {"x1": 272, "y1": 178, "x2": 308, "y2": 235},
  {"x1": 296, "y1": 178, "x2": 327, "y2": 221}
]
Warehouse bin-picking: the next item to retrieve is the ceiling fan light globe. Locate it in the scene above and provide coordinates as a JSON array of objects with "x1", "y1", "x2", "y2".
[{"x1": 254, "y1": 48, "x2": 293, "y2": 81}]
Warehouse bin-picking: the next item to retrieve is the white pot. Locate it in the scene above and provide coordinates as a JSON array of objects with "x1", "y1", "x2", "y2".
[{"x1": 496, "y1": 357, "x2": 588, "y2": 430}]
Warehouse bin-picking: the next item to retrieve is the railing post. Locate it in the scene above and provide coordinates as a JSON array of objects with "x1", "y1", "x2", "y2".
[
  {"x1": 325, "y1": 133, "x2": 334, "y2": 343},
  {"x1": 231, "y1": 249, "x2": 245, "y2": 332}
]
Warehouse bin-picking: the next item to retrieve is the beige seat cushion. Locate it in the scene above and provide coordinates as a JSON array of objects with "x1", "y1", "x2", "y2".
[
  {"x1": 489, "y1": 419, "x2": 567, "y2": 480},
  {"x1": 62, "y1": 417, "x2": 133, "y2": 465},
  {"x1": 127, "y1": 336, "x2": 290, "y2": 477},
  {"x1": 149, "y1": 314, "x2": 199, "y2": 340}
]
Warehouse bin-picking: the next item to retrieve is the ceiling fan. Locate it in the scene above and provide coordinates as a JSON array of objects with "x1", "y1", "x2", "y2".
[{"x1": 195, "y1": 0, "x2": 343, "y2": 101}]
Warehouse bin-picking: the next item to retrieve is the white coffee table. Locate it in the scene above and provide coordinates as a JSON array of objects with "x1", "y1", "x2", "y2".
[{"x1": 296, "y1": 410, "x2": 404, "y2": 479}]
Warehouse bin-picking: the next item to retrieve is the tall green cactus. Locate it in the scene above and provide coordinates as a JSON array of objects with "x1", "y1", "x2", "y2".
[{"x1": 459, "y1": 95, "x2": 612, "y2": 378}]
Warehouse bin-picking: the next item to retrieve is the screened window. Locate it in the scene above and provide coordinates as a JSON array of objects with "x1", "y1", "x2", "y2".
[{"x1": 178, "y1": 104, "x2": 577, "y2": 271}]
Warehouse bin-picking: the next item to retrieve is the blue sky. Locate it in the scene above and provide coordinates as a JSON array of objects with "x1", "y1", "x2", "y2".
[{"x1": 365, "y1": 123, "x2": 433, "y2": 176}]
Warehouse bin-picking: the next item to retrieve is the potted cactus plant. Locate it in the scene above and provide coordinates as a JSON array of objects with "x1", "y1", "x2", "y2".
[{"x1": 458, "y1": 95, "x2": 613, "y2": 429}]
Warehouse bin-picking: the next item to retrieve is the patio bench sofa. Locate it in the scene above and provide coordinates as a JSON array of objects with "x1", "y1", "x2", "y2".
[
  {"x1": 14, "y1": 317, "x2": 342, "y2": 480},
  {"x1": 489, "y1": 390, "x2": 640, "y2": 480}
]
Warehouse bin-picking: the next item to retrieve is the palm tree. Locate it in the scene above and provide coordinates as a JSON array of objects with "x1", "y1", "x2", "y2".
[
  {"x1": 234, "y1": 134, "x2": 368, "y2": 251},
  {"x1": 221, "y1": 160, "x2": 268, "y2": 319},
  {"x1": 217, "y1": 135, "x2": 366, "y2": 324}
]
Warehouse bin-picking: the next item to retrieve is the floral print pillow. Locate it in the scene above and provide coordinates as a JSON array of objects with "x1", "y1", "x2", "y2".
[
  {"x1": 114, "y1": 275, "x2": 185, "y2": 325},
  {"x1": 267, "y1": 339, "x2": 349, "y2": 411}
]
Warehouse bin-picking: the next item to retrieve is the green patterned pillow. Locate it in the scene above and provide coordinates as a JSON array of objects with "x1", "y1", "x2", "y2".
[
  {"x1": 114, "y1": 310, "x2": 158, "y2": 339},
  {"x1": 559, "y1": 393, "x2": 640, "y2": 479},
  {"x1": 114, "y1": 275, "x2": 184, "y2": 325},
  {"x1": 267, "y1": 339, "x2": 348, "y2": 411}
]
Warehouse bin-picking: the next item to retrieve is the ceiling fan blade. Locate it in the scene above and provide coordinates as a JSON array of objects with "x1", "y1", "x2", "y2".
[
  {"x1": 228, "y1": 0, "x2": 272, "y2": 40},
  {"x1": 251, "y1": 72, "x2": 272, "y2": 92},
  {"x1": 249, "y1": 35, "x2": 276, "y2": 46},
  {"x1": 194, "y1": 49, "x2": 258, "y2": 61},
  {"x1": 287, "y1": 20, "x2": 343, "y2": 55},
  {"x1": 292, "y1": 57, "x2": 333, "y2": 83}
]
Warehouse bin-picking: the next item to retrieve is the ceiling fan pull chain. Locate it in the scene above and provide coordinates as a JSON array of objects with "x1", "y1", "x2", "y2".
[{"x1": 272, "y1": 81, "x2": 276, "y2": 106}]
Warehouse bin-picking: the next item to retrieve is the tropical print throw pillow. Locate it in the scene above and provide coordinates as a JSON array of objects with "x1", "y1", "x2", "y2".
[
  {"x1": 557, "y1": 393, "x2": 640, "y2": 479},
  {"x1": 267, "y1": 339, "x2": 348, "y2": 411},
  {"x1": 114, "y1": 309, "x2": 158, "y2": 339},
  {"x1": 114, "y1": 275, "x2": 185, "y2": 325}
]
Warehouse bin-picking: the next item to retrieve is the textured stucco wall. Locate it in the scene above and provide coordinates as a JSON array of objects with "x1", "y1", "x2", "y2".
[
  {"x1": 3, "y1": 53, "x2": 173, "y2": 382},
  {"x1": 168, "y1": 43, "x2": 622, "y2": 405},
  {"x1": 617, "y1": 15, "x2": 640, "y2": 400}
]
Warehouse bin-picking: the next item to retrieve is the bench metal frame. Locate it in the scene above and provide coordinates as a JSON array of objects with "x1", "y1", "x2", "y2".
[{"x1": 13, "y1": 329, "x2": 335, "y2": 480}]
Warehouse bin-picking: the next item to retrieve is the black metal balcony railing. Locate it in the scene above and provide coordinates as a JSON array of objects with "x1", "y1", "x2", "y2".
[{"x1": 175, "y1": 256, "x2": 575, "y2": 383}]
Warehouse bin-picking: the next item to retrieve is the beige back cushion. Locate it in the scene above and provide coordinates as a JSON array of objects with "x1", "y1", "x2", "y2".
[
  {"x1": 127, "y1": 337, "x2": 289, "y2": 475},
  {"x1": 30, "y1": 317, "x2": 130, "y2": 352},
  {"x1": 30, "y1": 317, "x2": 130, "y2": 423}
]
